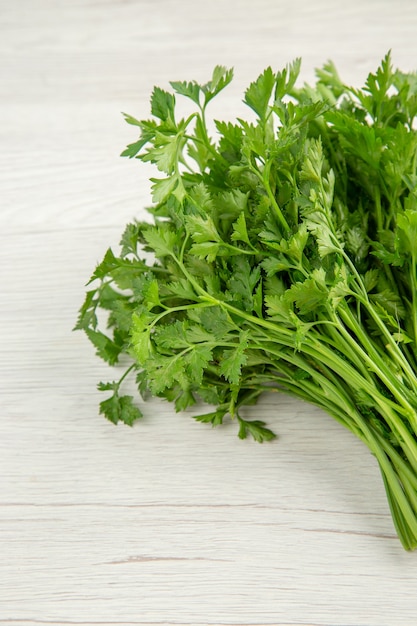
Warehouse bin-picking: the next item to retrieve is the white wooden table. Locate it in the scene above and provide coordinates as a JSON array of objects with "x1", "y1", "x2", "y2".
[{"x1": 2, "y1": 1, "x2": 417, "y2": 624}]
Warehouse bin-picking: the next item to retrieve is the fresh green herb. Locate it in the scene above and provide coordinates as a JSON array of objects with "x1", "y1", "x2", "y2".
[{"x1": 76, "y1": 54, "x2": 417, "y2": 550}]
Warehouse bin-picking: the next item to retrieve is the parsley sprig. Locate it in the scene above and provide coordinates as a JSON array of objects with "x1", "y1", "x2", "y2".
[{"x1": 76, "y1": 54, "x2": 417, "y2": 550}]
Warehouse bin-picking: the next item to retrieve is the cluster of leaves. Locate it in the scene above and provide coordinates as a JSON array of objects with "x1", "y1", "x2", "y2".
[{"x1": 76, "y1": 53, "x2": 417, "y2": 548}]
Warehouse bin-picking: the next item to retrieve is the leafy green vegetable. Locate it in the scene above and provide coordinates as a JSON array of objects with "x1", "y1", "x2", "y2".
[{"x1": 76, "y1": 55, "x2": 417, "y2": 550}]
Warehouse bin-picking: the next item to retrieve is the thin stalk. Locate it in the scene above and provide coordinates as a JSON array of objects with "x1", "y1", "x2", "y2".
[
  {"x1": 247, "y1": 158, "x2": 290, "y2": 233},
  {"x1": 251, "y1": 321, "x2": 417, "y2": 473},
  {"x1": 337, "y1": 407, "x2": 417, "y2": 547},
  {"x1": 374, "y1": 185, "x2": 383, "y2": 233},
  {"x1": 375, "y1": 430, "x2": 417, "y2": 494},
  {"x1": 336, "y1": 305, "x2": 417, "y2": 421},
  {"x1": 327, "y1": 226, "x2": 417, "y2": 388},
  {"x1": 263, "y1": 159, "x2": 291, "y2": 233},
  {"x1": 264, "y1": 357, "x2": 417, "y2": 549},
  {"x1": 171, "y1": 252, "x2": 417, "y2": 522},
  {"x1": 410, "y1": 252, "x2": 417, "y2": 353},
  {"x1": 382, "y1": 473, "x2": 415, "y2": 551}
]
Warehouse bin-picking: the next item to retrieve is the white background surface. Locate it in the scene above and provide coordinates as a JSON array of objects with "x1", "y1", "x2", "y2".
[{"x1": 2, "y1": 1, "x2": 417, "y2": 624}]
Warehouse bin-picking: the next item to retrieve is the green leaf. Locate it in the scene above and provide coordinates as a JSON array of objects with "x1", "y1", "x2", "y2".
[
  {"x1": 99, "y1": 388, "x2": 143, "y2": 426},
  {"x1": 364, "y1": 52, "x2": 393, "y2": 99},
  {"x1": 87, "y1": 248, "x2": 119, "y2": 284},
  {"x1": 190, "y1": 306, "x2": 236, "y2": 341},
  {"x1": 396, "y1": 207, "x2": 417, "y2": 256},
  {"x1": 147, "y1": 353, "x2": 188, "y2": 394},
  {"x1": 86, "y1": 248, "x2": 147, "y2": 289},
  {"x1": 328, "y1": 264, "x2": 351, "y2": 309},
  {"x1": 215, "y1": 120, "x2": 244, "y2": 162},
  {"x1": 130, "y1": 309, "x2": 155, "y2": 364},
  {"x1": 275, "y1": 58, "x2": 301, "y2": 100},
  {"x1": 253, "y1": 281, "x2": 264, "y2": 318},
  {"x1": 370, "y1": 289, "x2": 406, "y2": 319},
  {"x1": 141, "y1": 135, "x2": 180, "y2": 176},
  {"x1": 203, "y1": 66, "x2": 234, "y2": 105},
  {"x1": 261, "y1": 256, "x2": 293, "y2": 276},
  {"x1": 151, "y1": 86, "x2": 176, "y2": 122},
  {"x1": 165, "y1": 277, "x2": 197, "y2": 301},
  {"x1": 120, "y1": 119, "x2": 157, "y2": 157},
  {"x1": 186, "y1": 344, "x2": 213, "y2": 385},
  {"x1": 174, "y1": 389, "x2": 197, "y2": 412},
  {"x1": 189, "y1": 241, "x2": 222, "y2": 262},
  {"x1": 154, "y1": 320, "x2": 189, "y2": 350},
  {"x1": 261, "y1": 224, "x2": 309, "y2": 263},
  {"x1": 186, "y1": 214, "x2": 222, "y2": 243},
  {"x1": 237, "y1": 417, "x2": 276, "y2": 442},
  {"x1": 187, "y1": 183, "x2": 214, "y2": 215},
  {"x1": 107, "y1": 300, "x2": 135, "y2": 333},
  {"x1": 85, "y1": 329, "x2": 121, "y2": 365},
  {"x1": 187, "y1": 116, "x2": 212, "y2": 170},
  {"x1": 219, "y1": 332, "x2": 249, "y2": 384},
  {"x1": 132, "y1": 332, "x2": 152, "y2": 365},
  {"x1": 231, "y1": 212, "x2": 251, "y2": 245},
  {"x1": 306, "y1": 219, "x2": 339, "y2": 258},
  {"x1": 238, "y1": 120, "x2": 268, "y2": 158},
  {"x1": 97, "y1": 381, "x2": 117, "y2": 392},
  {"x1": 97, "y1": 282, "x2": 125, "y2": 311},
  {"x1": 142, "y1": 226, "x2": 178, "y2": 258},
  {"x1": 216, "y1": 189, "x2": 249, "y2": 220},
  {"x1": 170, "y1": 79, "x2": 201, "y2": 105},
  {"x1": 121, "y1": 139, "x2": 148, "y2": 158},
  {"x1": 99, "y1": 395, "x2": 121, "y2": 425},
  {"x1": 121, "y1": 112, "x2": 142, "y2": 127},
  {"x1": 185, "y1": 323, "x2": 214, "y2": 344},
  {"x1": 119, "y1": 222, "x2": 141, "y2": 258},
  {"x1": 315, "y1": 59, "x2": 344, "y2": 99},
  {"x1": 286, "y1": 224, "x2": 309, "y2": 261},
  {"x1": 193, "y1": 409, "x2": 227, "y2": 427},
  {"x1": 226, "y1": 257, "x2": 261, "y2": 311},
  {"x1": 264, "y1": 294, "x2": 293, "y2": 322},
  {"x1": 142, "y1": 279, "x2": 162, "y2": 310},
  {"x1": 244, "y1": 66, "x2": 276, "y2": 119},
  {"x1": 74, "y1": 289, "x2": 98, "y2": 331},
  {"x1": 286, "y1": 275, "x2": 328, "y2": 315},
  {"x1": 362, "y1": 269, "x2": 380, "y2": 293},
  {"x1": 346, "y1": 226, "x2": 369, "y2": 261},
  {"x1": 118, "y1": 395, "x2": 143, "y2": 426},
  {"x1": 150, "y1": 175, "x2": 179, "y2": 203}
]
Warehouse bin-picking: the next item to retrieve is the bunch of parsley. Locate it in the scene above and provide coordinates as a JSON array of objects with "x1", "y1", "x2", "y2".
[{"x1": 76, "y1": 53, "x2": 417, "y2": 550}]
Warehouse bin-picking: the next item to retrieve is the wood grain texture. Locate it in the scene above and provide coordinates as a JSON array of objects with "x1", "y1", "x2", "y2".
[{"x1": 2, "y1": 1, "x2": 417, "y2": 625}]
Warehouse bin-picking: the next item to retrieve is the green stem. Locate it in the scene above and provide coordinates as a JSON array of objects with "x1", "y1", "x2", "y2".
[
  {"x1": 337, "y1": 304, "x2": 417, "y2": 421},
  {"x1": 151, "y1": 301, "x2": 214, "y2": 329},
  {"x1": 263, "y1": 355, "x2": 417, "y2": 549},
  {"x1": 250, "y1": 318, "x2": 417, "y2": 473},
  {"x1": 320, "y1": 214, "x2": 416, "y2": 389},
  {"x1": 247, "y1": 159, "x2": 290, "y2": 233},
  {"x1": 410, "y1": 252, "x2": 417, "y2": 350},
  {"x1": 117, "y1": 363, "x2": 137, "y2": 388},
  {"x1": 171, "y1": 251, "x2": 417, "y2": 543},
  {"x1": 263, "y1": 159, "x2": 291, "y2": 233},
  {"x1": 374, "y1": 185, "x2": 383, "y2": 233},
  {"x1": 359, "y1": 297, "x2": 417, "y2": 393},
  {"x1": 381, "y1": 473, "x2": 415, "y2": 551},
  {"x1": 199, "y1": 106, "x2": 230, "y2": 167},
  {"x1": 339, "y1": 250, "x2": 417, "y2": 390}
]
